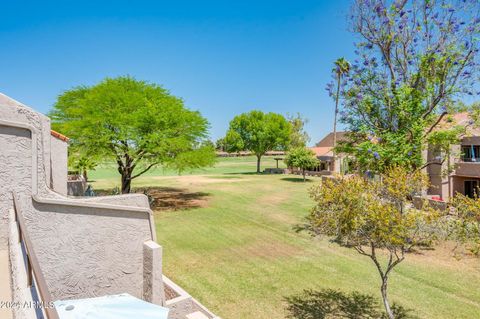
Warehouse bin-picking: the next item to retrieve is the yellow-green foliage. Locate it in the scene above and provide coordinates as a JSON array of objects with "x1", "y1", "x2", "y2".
[
  {"x1": 308, "y1": 166, "x2": 443, "y2": 318},
  {"x1": 450, "y1": 194, "x2": 480, "y2": 255},
  {"x1": 309, "y1": 167, "x2": 439, "y2": 250}
]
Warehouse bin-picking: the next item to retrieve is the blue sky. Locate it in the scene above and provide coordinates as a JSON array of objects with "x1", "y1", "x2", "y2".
[{"x1": 0, "y1": 0, "x2": 356, "y2": 145}]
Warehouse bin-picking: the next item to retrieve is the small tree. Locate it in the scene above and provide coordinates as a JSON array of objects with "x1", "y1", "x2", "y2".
[
  {"x1": 285, "y1": 148, "x2": 319, "y2": 181},
  {"x1": 50, "y1": 76, "x2": 215, "y2": 193},
  {"x1": 450, "y1": 193, "x2": 480, "y2": 256},
  {"x1": 70, "y1": 155, "x2": 96, "y2": 182},
  {"x1": 308, "y1": 167, "x2": 442, "y2": 319},
  {"x1": 225, "y1": 110, "x2": 291, "y2": 173}
]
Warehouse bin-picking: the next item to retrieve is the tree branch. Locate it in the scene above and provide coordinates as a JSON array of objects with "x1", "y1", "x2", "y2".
[{"x1": 130, "y1": 162, "x2": 160, "y2": 180}]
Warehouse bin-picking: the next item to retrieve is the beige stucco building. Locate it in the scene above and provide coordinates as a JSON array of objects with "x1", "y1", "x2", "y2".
[
  {"x1": 426, "y1": 113, "x2": 480, "y2": 201},
  {"x1": 308, "y1": 131, "x2": 350, "y2": 175}
]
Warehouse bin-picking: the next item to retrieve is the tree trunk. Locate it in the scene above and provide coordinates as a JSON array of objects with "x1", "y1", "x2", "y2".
[
  {"x1": 332, "y1": 73, "x2": 341, "y2": 173},
  {"x1": 121, "y1": 172, "x2": 132, "y2": 194},
  {"x1": 302, "y1": 168, "x2": 306, "y2": 182},
  {"x1": 83, "y1": 169, "x2": 88, "y2": 182},
  {"x1": 381, "y1": 278, "x2": 394, "y2": 319},
  {"x1": 256, "y1": 155, "x2": 261, "y2": 173}
]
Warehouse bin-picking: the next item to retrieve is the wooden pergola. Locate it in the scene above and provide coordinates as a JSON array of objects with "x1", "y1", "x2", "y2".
[{"x1": 273, "y1": 157, "x2": 284, "y2": 168}]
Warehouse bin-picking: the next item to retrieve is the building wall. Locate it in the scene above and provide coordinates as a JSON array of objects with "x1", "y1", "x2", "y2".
[
  {"x1": 451, "y1": 176, "x2": 480, "y2": 197},
  {"x1": 0, "y1": 125, "x2": 32, "y2": 248},
  {"x1": 50, "y1": 136, "x2": 68, "y2": 195},
  {"x1": 0, "y1": 93, "x2": 46, "y2": 249},
  {"x1": 461, "y1": 136, "x2": 480, "y2": 145},
  {"x1": 426, "y1": 134, "x2": 480, "y2": 200},
  {"x1": 0, "y1": 93, "x2": 158, "y2": 300},
  {"x1": 24, "y1": 196, "x2": 153, "y2": 301}
]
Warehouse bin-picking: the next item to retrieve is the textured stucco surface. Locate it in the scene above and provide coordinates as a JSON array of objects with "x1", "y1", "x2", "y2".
[
  {"x1": 17, "y1": 196, "x2": 153, "y2": 300},
  {"x1": 143, "y1": 240, "x2": 165, "y2": 305},
  {"x1": 0, "y1": 125, "x2": 32, "y2": 248},
  {"x1": 0, "y1": 93, "x2": 156, "y2": 301},
  {"x1": 50, "y1": 135, "x2": 68, "y2": 195}
]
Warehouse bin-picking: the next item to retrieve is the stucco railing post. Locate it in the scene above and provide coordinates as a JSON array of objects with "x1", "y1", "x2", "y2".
[{"x1": 143, "y1": 240, "x2": 165, "y2": 306}]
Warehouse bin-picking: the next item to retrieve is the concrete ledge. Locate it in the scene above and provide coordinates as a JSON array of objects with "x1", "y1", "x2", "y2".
[
  {"x1": 143, "y1": 241, "x2": 165, "y2": 306},
  {"x1": 164, "y1": 276, "x2": 219, "y2": 319}
]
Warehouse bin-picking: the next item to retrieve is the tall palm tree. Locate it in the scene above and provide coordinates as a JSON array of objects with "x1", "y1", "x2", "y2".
[{"x1": 332, "y1": 57, "x2": 350, "y2": 173}]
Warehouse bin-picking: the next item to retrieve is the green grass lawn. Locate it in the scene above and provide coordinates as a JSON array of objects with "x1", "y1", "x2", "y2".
[{"x1": 90, "y1": 156, "x2": 480, "y2": 319}]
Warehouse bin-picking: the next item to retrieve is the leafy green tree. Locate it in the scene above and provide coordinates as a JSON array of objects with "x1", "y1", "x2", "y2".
[
  {"x1": 50, "y1": 76, "x2": 215, "y2": 193},
  {"x1": 330, "y1": 0, "x2": 480, "y2": 173},
  {"x1": 285, "y1": 148, "x2": 319, "y2": 181},
  {"x1": 225, "y1": 110, "x2": 291, "y2": 173},
  {"x1": 308, "y1": 167, "x2": 442, "y2": 319},
  {"x1": 287, "y1": 113, "x2": 310, "y2": 149}
]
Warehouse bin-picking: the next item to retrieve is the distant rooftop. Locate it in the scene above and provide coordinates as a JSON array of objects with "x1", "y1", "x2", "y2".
[{"x1": 315, "y1": 131, "x2": 348, "y2": 147}]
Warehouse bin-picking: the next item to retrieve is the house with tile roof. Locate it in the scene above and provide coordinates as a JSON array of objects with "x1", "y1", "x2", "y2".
[
  {"x1": 426, "y1": 112, "x2": 480, "y2": 200},
  {"x1": 306, "y1": 131, "x2": 350, "y2": 174}
]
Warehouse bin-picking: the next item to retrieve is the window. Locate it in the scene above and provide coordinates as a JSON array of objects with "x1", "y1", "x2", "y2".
[
  {"x1": 461, "y1": 145, "x2": 480, "y2": 162},
  {"x1": 464, "y1": 180, "x2": 479, "y2": 198}
]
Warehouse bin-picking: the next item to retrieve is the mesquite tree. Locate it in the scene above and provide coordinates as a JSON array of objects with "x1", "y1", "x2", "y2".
[
  {"x1": 329, "y1": 0, "x2": 480, "y2": 172},
  {"x1": 51, "y1": 76, "x2": 215, "y2": 193},
  {"x1": 308, "y1": 167, "x2": 442, "y2": 319}
]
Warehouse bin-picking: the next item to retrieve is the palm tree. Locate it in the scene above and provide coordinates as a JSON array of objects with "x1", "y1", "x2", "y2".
[
  {"x1": 71, "y1": 156, "x2": 97, "y2": 182},
  {"x1": 332, "y1": 57, "x2": 350, "y2": 173}
]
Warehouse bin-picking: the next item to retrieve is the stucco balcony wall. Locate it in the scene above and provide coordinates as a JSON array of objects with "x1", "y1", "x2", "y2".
[{"x1": 454, "y1": 162, "x2": 480, "y2": 177}]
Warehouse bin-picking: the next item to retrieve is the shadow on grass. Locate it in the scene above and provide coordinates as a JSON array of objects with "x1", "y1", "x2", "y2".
[
  {"x1": 285, "y1": 289, "x2": 415, "y2": 319},
  {"x1": 96, "y1": 186, "x2": 211, "y2": 211},
  {"x1": 281, "y1": 177, "x2": 314, "y2": 183},
  {"x1": 144, "y1": 187, "x2": 211, "y2": 211}
]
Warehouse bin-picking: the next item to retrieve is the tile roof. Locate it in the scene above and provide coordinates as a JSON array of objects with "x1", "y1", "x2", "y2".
[
  {"x1": 50, "y1": 130, "x2": 69, "y2": 142},
  {"x1": 309, "y1": 146, "x2": 333, "y2": 157}
]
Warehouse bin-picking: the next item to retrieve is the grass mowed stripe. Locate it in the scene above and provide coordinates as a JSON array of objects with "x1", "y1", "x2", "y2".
[{"x1": 91, "y1": 156, "x2": 480, "y2": 318}]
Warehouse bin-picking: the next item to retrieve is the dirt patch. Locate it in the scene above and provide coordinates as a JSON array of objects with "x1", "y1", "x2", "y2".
[
  {"x1": 136, "y1": 187, "x2": 210, "y2": 211},
  {"x1": 257, "y1": 192, "x2": 289, "y2": 206},
  {"x1": 234, "y1": 240, "x2": 302, "y2": 260},
  {"x1": 409, "y1": 241, "x2": 480, "y2": 271}
]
